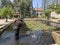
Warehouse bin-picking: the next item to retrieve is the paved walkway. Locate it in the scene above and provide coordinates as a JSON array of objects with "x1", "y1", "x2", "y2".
[
  {"x1": 0, "y1": 19, "x2": 15, "y2": 29},
  {"x1": 0, "y1": 19, "x2": 15, "y2": 24},
  {"x1": 0, "y1": 19, "x2": 15, "y2": 34}
]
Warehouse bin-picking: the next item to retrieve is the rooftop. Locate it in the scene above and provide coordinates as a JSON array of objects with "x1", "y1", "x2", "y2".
[{"x1": 34, "y1": 8, "x2": 43, "y2": 12}]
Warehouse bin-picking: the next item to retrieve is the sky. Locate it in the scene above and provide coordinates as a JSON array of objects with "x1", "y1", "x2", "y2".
[
  {"x1": 10, "y1": 0, "x2": 14, "y2": 2},
  {"x1": 32, "y1": 0, "x2": 42, "y2": 8},
  {"x1": 10, "y1": 0, "x2": 42, "y2": 8}
]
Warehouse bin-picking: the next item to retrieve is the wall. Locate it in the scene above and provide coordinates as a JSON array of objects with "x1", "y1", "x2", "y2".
[
  {"x1": 50, "y1": 12, "x2": 60, "y2": 19},
  {"x1": 52, "y1": 31, "x2": 60, "y2": 45}
]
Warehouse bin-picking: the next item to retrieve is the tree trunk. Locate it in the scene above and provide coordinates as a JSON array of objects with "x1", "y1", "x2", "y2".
[
  {"x1": 5, "y1": 15, "x2": 8, "y2": 22},
  {"x1": 47, "y1": 17, "x2": 50, "y2": 26}
]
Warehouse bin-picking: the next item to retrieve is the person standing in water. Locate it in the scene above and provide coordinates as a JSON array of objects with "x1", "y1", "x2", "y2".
[{"x1": 13, "y1": 18, "x2": 23, "y2": 40}]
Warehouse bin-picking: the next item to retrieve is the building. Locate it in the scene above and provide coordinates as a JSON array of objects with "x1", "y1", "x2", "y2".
[
  {"x1": 42, "y1": 0, "x2": 50, "y2": 10},
  {"x1": 53, "y1": 0, "x2": 60, "y2": 4},
  {"x1": 34, "y1": 8, "x2": 43, "y2": 15},
  {"x1": 42, "y1": 0, "x2": 60, "y2": 10},
  {"x1": 42, "y1": 0, "x2": 46, "y2": 10},
  {"x1": 58, "y1": 0, "x2": 60, "y2": 4},
  {"x1": 0, "y1": 0, "x2": 1, "y2": 6}
]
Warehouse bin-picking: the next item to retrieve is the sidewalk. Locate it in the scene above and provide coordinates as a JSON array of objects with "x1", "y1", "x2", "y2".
[
  {"x1": 0, "y1": 19, "x2": 15, "y2": 30},
  {"x1": 0, "y1": 19, "x2": 15, "y2": 25}
]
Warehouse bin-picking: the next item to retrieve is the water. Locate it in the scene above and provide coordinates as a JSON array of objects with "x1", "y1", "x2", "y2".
[
  {"x1": 0, "y1": 23, "x2": 55, "y2": 45},
  {"x1": 0, "y1": 30, "x2": 55, "y2": 45}
]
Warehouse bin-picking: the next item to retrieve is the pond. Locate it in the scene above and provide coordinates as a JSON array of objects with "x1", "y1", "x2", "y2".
[{"x1": 0, "y1": 25, "x2": 55, "y2": 45}]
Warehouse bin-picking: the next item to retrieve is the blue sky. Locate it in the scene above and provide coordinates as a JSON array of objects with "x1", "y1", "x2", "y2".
[
  {"x1": 10, "y1": 0, "x2": 42, "y2": 8},
  {"x1": 32, "y1": 0, "x2": 42, "y2": 8},
  {"x1": 10, "y1": 0, "x2": 14, "y2": 2}
]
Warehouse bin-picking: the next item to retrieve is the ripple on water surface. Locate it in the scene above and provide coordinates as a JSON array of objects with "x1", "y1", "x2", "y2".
[{"x1": 0, "y1": 30, "x2": 54, "y2": 45}]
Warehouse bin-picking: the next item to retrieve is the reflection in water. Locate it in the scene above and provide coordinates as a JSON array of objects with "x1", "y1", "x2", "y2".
[
  {"x1": 0, "y1": 35, "x2": 11, "y2": 44},
  {"x1": 31, "y1": 34, "x2": 37, "y2": 39},
  {"x1": 0, "y1": 30, "x2": 55, "y2": 45},
  {"x1": 15, "y1": 40, "x2": 20, "y2": 45}
]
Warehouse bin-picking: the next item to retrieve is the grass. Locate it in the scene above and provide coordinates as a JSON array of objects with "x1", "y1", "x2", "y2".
[
  {"x1": 6, "y1": 25, "x2": 13, "y2": 32},
  {"x1": 24, "y1": 20, "x2": 55, "y2": 31},
  {"x1": 4, "y1": 18, "x2": 56, "y2": 34}
]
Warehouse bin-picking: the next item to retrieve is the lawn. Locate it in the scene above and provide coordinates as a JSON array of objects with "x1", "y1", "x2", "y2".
[
  {"x1": 3, "y1": 18, "x2": 56, "y2": 34},
  {"x1": 24, "y1": 20, "x2": 55, "y2": 31}
]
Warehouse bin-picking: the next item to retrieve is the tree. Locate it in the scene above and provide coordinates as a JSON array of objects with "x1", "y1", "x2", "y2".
[
  {"x1": 56, "y1": 5, "x2": 60, "y2": 14},
  {"x1": 44, "y1": 10, "x2": 51, "y2": 19},
  {"x1": 47, "y1": 2, "x2": 60, "y2": 14},
  {"x1": 13, "y1": 0, "x2": 21, "y2": 12},
  {"x1": 48, "y1": 4, "x2": 54, "y2": 9},
  {"x1": 1, "y1": 0, "x2": 12, "y2": 7},
  {"x1": 13, "y1": 0, "x2": 20, "y2": 6},
  {"x1": 48, "y1": 4, "x2": 59, "y2": 11},
  {"x1": 44, "y1": 9, "x2": 51, "y2": 25},
  {"x1": 19, "y1": 0, "x2": 32, "y2": 18},
  {"x1": 0, "y1": 7, "x2": 13, "y2": 22}
]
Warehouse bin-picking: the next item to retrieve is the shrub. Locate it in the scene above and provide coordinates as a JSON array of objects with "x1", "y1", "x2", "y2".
[{"x1": 44, "y1": 9, "x2": 51, "y2": 19}]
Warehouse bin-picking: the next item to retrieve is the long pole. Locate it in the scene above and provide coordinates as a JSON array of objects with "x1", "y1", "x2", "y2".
[
  {"x1": 31, "y1": 0, "x2": 33, "y2": 17},
  {"x1": 37, "y1": 1, "x2": 38, "y2": 19}
]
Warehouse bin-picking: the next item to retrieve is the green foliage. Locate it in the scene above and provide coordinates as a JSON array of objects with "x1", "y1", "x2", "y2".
[
  {"x1": 25, "y1": 20, "x2": 55, "y2": 30},
  {"x1": 48, "y1": 4, "x2": 58, "y2": 11},
  {"x1": 1, "y1": 0, "x2": 13, "y2": 7},
  {"x1": 0, "y1": 7, "x2": 13, "y2": 18},
  {"x1": 18, "y1": 0, "x2": 32, "y2": 18},
  {"x1": 48, "y1": 4, "x2": 55, "y2": 9},
  {"x1": 1, "y1": 0, "x2": 32, "y2": 18},
  {"x1": 56, "y1": 9, "x2": 60, "y2": 14},
  {"x1": 13, "y1": 0, "x2": 21, "y2": 6},
  {"x1": 56, "y1": 5, "x2": 60, "y2": 14},
  {"x1": 48, "y1": 4, "x2": 60, "y2": 14},
  {"x1": 6, "y1": 25, "x2": 13, "y2": 33},
  {"x1": 44, "y1": 10, "x2": 51, "y2": 19}
]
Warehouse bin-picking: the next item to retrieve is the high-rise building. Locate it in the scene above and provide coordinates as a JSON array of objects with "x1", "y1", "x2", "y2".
[
  {"x1": 58, "y1": 0, "x2": 60, "y2": 4},
  {"x1": 0, "y1": 0, "x2": 1, "y2": 6},
  {"x1": 42, "y1": 0, "x2": 50, "y2": 10},
  {"x1": 42, "y1": 0, "x2": 45, "y2": 10},
  {"x1": 49, "y1": 0, "x2": 60, "y2": 5},
  {"x1": 42, "y1": 0, "x2": 60, "y2": 10}
]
